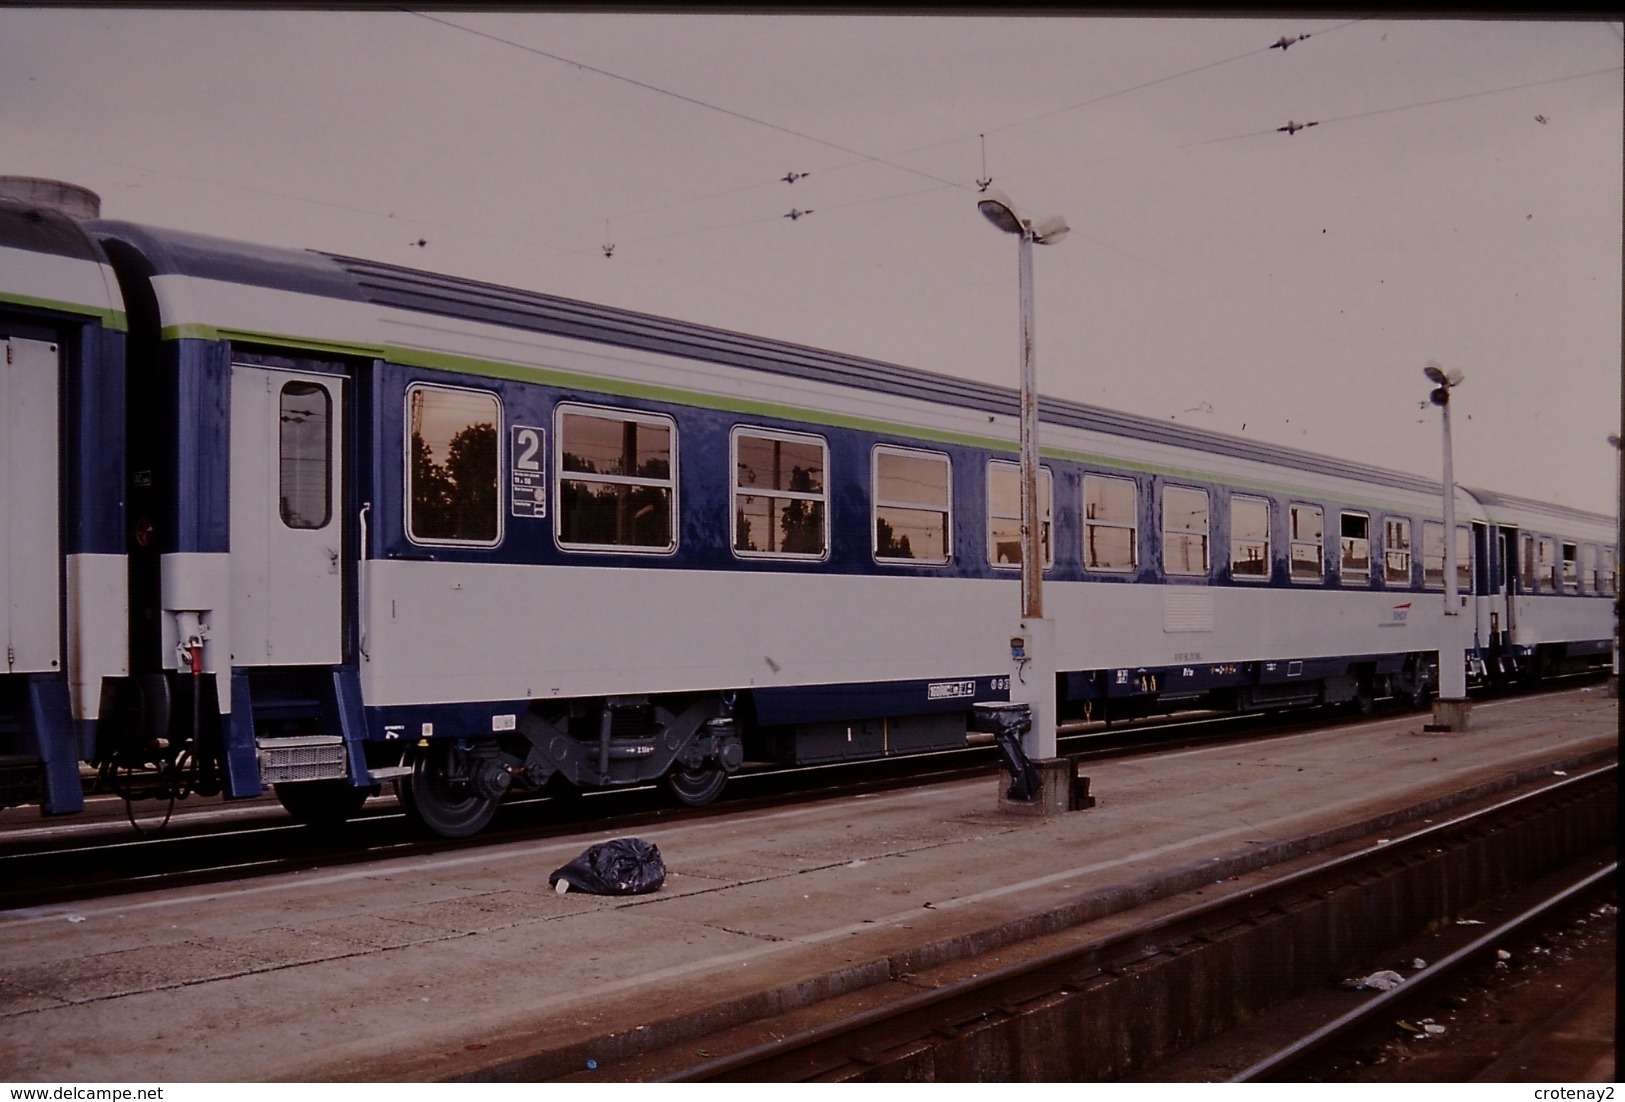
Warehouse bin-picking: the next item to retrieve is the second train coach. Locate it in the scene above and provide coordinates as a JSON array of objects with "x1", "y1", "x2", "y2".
[{"x1": 1, "y1": 192, "x2": 1616, "y2": 836}]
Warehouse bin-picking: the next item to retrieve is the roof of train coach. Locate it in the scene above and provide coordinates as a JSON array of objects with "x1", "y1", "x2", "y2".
[
  {"x1": 87, "y1": 218, "x2": 1612, "y2": 527},
  {"x1": 1465, "y1": 486, "x2": 1616, "y2": 535},
  {"x1": 0, "y1": 198, "x2": 123, "y2": 323}
]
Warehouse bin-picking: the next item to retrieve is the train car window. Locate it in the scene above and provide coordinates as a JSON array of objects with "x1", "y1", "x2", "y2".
[
  {"x1": 1289, "y1": 504, "x2": 1324, "y2": 582},
  {"x1": 406, "y1": 383, "x2": 501, "y2": 545},
  {"x1": 1423, "y1": 522, "x2": 1445, "y2": 588},
  {"x1": 1083, "y1": 474, "x2": 1138, "y2": 573},
  {"x1": 731, "y1": 427, "x2": 828, "y2": 559},
  {"x1": 1229, "y1": 495, "x2": 1270, "y2": 579},
  {"x1": 1422, "y1": 522, "x2": 1471, "y2": 590},
  {"x1": 279, "y1": 382, "x2": 331, "y2": 529},
  {"x1": 986, "y1": 460, "x2": 1053, "y2": 569},
  {"x1": 873, "y1": 446, "x2": 951, "y2": 564},
  {"x1": 1384, "y1": 517, "x2": 1412, "y2": 584},
  {"x1": 1561, "y1": 542, "x2": 1578, "y2": 593},
  {"x1": 556, "y1": 405, "x2": 676, "y2": 553},
  {"x1": 1339, "y1": 512, "x2": 1371, "y2": 582},
  {"x1": 1579, "y1": 544, "x2": 1596, "y2": 594},
  {"x1": 1601, "y1": 547, "x2": 1617, "y2": 596},
  {"x1": 1519, "y1": 533, "x2": 1535, "y2": 592},
  {"x1": 1162, "y1": 486, "x2": 1210, "y2": 577},
  {"x1": 1536, "y1": 537, "x2": 1557, "y2": 593}
]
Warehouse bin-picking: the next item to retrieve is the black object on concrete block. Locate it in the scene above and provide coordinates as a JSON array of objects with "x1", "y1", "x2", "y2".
[{"x1": 971, "y1": 702, "x2": 1041, "y2": 802}]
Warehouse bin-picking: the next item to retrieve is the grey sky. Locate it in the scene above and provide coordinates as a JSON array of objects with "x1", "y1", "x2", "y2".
[{"x1": 4, "y1": 10, "x2": 1620, "y2": 515}]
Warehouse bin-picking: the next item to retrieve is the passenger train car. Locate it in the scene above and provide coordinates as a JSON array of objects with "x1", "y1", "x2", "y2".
[
  {"x1": 1, "y1": 187, "x2": 1617, "y2": 836},
  {"x1": 0, "y1": 195, "x2": 126, "y2": 817}
]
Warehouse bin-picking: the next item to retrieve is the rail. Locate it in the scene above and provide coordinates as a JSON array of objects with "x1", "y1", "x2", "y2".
[
  {"x1": 660, "y1": 764, "x2": 1616, "y2": 1081},
  {"x1": 1229, "y1": 859, "x2": 1617, "y2": 1082}
]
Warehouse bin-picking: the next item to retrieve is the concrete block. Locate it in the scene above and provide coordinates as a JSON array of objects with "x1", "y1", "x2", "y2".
[
  {"x1": 1425, "y1": 698, "x2": 1473, "y2": 732},
  {"x1": 998, "y1": 757, "x2": 1094, "y2": 816}
]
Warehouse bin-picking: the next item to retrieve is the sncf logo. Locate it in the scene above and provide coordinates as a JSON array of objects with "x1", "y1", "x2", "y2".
[{"x1": 1391, "y1": 602, "x2": 1411, "y2": 623}]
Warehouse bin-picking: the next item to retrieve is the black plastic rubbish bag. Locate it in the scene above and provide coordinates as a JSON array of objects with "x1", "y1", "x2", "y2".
[
  {"x1": 549, "y1": 838, "x2": 666, "y2": 895},
  {"x1": 970, "y1": 703, "x2": 1040, "y2": 802}
]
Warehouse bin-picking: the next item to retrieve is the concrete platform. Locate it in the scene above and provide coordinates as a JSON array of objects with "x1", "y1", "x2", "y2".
[{"x1": 0, "y1": 689, "x2": 1615, "y2": 1082}]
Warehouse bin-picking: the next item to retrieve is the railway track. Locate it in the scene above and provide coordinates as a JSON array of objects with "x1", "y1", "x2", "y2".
[
  {"x1": 640, "y1": 763, "x2": 1616, "y2": 1082},
  {"x1": 1230, "y1": 861, "x2": 1617, "y2": 1082},
  {"x1": 0, "y1": 702, "x2": 1351, "y2": 911},
  {"x1": 0, "y1": 680, "x2": 1604, "y2": 913}
]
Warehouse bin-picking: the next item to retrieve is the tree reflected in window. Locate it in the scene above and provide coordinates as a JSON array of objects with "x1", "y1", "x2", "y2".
[
  {"x1": 407, "y1": 385, "x2": 499, "y2": 544},
  {"x1": 557, "y1": 407, "x2": 676, "y2": 551},
  {"x1": 873, "y1": 447, "x2": 950, "y2": 564},
  {"x1": 733, "y1": 429, "x2": 828, "y2": 558}
]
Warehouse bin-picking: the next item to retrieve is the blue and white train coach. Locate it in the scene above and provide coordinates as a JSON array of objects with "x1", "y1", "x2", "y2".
[
  {"x1": 1, "y1": 189, "x2": 1617, "y2": 836},
  {"x1": 0, "y1": 192, "x2": 126, "y2": 817}
]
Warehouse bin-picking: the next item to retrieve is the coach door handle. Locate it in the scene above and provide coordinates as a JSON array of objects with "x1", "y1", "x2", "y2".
[{"x1": 358, "y1": 503, "x2": 370, "y2": 660}]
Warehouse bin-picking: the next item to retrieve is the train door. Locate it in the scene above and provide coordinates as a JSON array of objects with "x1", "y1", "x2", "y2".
[
  {"x1": 1491, "y1": 525, "x2": 1522, "y2": 682},
  {"x1": 1498, "y1": 528, "x2": 1518, "y2": 643},
  {"x1": 1, "y1": 336, "x2": 60, "y2": 676},
  {"x1": 229, "y1": 364, "x2": 344, "y2": 666}
]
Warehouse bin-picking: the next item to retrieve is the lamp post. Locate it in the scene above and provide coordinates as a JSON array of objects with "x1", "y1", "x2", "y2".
[
  {"x1": 979, "y1": 188, "x2": 1067, "y2": 759},
  {"x1": 1608, "y1": 433, "x2": 1621, "y2": 695},
  {"x1": 1425, "y1": 361, "x2": 1470, "y2": 729}
]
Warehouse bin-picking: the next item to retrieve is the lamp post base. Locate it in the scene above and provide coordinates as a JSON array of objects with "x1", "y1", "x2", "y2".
[
  {"x1": 1011, "y1": 616, "x2": 1056, "y2": 759},
  {"x1": 1425, "y1": 697, "x2": 1472, "y2": 732},
  {"x1": 997, "y1": 757, "x2": 1094, "y2": 816}
]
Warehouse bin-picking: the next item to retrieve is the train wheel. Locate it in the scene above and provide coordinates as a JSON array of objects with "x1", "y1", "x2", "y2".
[
  {"x1": 1349, "y1": 683, "x2": 1376, "y2": 716},
  {"x1": 274, "y1": 780, "x2": 369, "y2": 827},
  {"x1": 663, "y1": 763, "x2": 727, "y2": 807},
  {"x1": 397, "y1": 745, "x2": 500, "y2": 838}
]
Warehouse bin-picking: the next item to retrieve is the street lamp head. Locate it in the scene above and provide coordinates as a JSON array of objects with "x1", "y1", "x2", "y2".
[
  {"x1": 978, "y1": 187, "x2": 1068, "y2": 244},
  {"x1": 1423, "y1": 361, "x2": 1464, "y2": 387},
  {"x1": 977, "y1": 188, "x2": 1025, "y2": 236},
  {"x1": 1028, "y1": 214, "x2": 1070, "y2": 245}
]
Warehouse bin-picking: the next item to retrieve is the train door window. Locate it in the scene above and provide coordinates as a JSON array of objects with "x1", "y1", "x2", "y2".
[
  {"x1": 1536, "y1": 537, "x2": 1556, "y2": 593},
  {"x1": 872, "y1": 446, "x2": 951, "y2": 564},
  {"x1": 1561, "y1": 542, "x2": 1578, "y2": 593},
  {"x1": 1162, "y1": 486, "x2": 1209, "y2": 578},
  {"x1": 1579, "y1": 544, "x2": 1596, "y2": 594},
  {"x1": 1384, "y1": 517, "x2": 1412, "y2": 584},
  {"x1": 986, "y1": 460, "x2": 1053, "y2": 569},
  {"x1": 1339, "y1": 512, "x2": 1370, "y2": 582},
  {"x1": 406, "y1": 383, "x2": 501, "y2": 546},
  {"x1": 731, "y1": 427, "x2": 828, "y2": 559},
  {"x1": 1423, "y1": 523, "x2": 1471, "y2": 590},
  {"x1": 1289, "y1": 504, "x2": 1323, "y2": 582},
  {"x1": 1601, "y1": 547, "x2": 1617, "y2": 596},
  {"x1": 279, "y1": 382, "x2": 331, "y2": 529},
  {"x1": 1519, "y1": 533, "x2": 1535, "y2": 592},
  {"x1": 1229, "y1": 495, "x2": 1270, "y2": 580},
  {"x1": 1083, "y1": 474, "x2": 1137, "y2": 572},
  {"x1": 556, "y1": 404, "x2": 677, "y2": 553}
]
